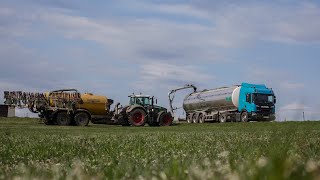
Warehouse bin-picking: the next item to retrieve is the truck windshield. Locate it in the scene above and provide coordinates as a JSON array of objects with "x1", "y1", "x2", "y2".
[{"x1": 253, "y1": 94, "x2": 274, "y2": 104}]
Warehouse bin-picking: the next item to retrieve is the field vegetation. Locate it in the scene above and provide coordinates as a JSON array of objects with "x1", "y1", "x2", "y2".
[{"x1": 1, "y1": 117, "x2": 320, "y2": 179}]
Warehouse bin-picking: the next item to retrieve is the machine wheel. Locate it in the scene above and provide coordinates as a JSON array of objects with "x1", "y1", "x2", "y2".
[
  {"x1": 192, "y1": 113, "x2": 199, "y2": 123},
  {"x1": 198, "y1": 113, "x2": 205, "y2": 123},
  {"x1": 128, "y1": 108, "x2": 146, "y2": 126},
  {"x1": 159, "y1": 112, "x2": 173, "y2": 126},
  {"x1": 219, "y1": 113, "x2": 227, "y2": 123},
  {"x1": 241, "y1": 111, "x2": 249, "y2": 122},
  {"x1": 55, "y1": 111, "x2": 71, "y2": 126},
  {"x1": 187, "y1": 114, "x2": 192, "y2": 123},
  {"x1": 43, "y1": 117, "x2": 54, "y2": 125},
  {"x1": 74, "y1": 112, "x2": 90, "y2": 126}
]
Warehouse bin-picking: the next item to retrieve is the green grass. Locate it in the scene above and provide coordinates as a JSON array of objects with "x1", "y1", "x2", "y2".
[{"x1": 1, "y1": 117, "x2": 320, "y2": 179}]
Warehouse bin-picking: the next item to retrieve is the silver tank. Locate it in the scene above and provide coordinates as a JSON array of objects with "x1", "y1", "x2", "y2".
[{"x1": 183, "y1": 86, "x2": 241, "y2": 113}]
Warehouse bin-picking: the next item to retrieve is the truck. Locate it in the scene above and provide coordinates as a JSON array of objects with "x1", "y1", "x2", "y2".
[
  {"x1": 3, "y1": 89, "x2": 173, "y2": 126},
  {"x1": 168, "y1": 83, "x2": 276, "y2": 123}
]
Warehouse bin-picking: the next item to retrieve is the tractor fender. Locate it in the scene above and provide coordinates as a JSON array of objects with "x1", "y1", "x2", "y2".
[
  {"x1": 157, "y1": 111, "x2": 166, "y2": 122},
  {"x1": 126, "y1": 104, "x2": 146, "y2": 114}
]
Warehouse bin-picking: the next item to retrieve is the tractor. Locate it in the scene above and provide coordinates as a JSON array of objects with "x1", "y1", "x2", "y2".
[{"x1": 118, "y1": 94, "x2": 173, "y2": 126}]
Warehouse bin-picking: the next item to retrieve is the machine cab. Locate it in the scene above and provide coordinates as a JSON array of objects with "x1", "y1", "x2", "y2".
[
  {"x1": 240, "y1": 83, "x2": 276, "y2": 113},
  {"x1": 129, "y1": 95, "x2": 154, "y2": 106}
]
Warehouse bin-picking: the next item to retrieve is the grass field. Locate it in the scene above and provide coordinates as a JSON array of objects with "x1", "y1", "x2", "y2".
[{"x1": 1, "y1": 117, "x2": 320, "y2": 179}]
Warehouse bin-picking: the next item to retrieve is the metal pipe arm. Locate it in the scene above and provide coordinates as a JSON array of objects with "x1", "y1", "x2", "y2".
[{"x1": 168, "y1": 84, "x2": 197, "y2": 117}]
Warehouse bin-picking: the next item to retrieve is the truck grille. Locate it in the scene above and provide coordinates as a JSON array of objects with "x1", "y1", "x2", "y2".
[{"x1": 257, "y1": 108, "x2": 272, "y2": 114}]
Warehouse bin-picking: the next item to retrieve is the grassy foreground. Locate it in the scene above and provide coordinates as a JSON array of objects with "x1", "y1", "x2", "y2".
[{"x1": 1, "y1": 117, "x2": 320, "y2": 179}]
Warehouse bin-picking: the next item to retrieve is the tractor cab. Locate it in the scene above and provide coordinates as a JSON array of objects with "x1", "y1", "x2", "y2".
[{"x1": 129, "y1": 95, "x2": 156, "y2": 106}]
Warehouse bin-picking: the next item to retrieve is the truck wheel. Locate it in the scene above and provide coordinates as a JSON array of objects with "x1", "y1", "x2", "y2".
[
  {"x1": 187, "y1": 114, "x2": 192, "y2": 123},
  {"x1": 74, "y1": 112, "x2": 90, "y2": 126},
  {"x1": 198, "y1": 113, "x2": 205, "y2": 123},
  {"x1": 241, "y1": 111, "x2": 248, "y2": 122},
  {"x1": 56, "y1": 111, "x2": 71, "y2": 126},
  {"x1": 192, "y1": 114, "x2": 198, "y2": 123},
  {"x1": 159, "y1": 113, "x2": 173, "y2": 126},
  {"x1": 128, "y1": 108, "x2": 146, "y2": 126},
  {"x1": 219, "y1": 113, "x2": 227, "y2": 123}
]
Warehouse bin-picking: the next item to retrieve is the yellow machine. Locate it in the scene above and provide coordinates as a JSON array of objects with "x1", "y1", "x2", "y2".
[
  {"x1": 39, "y1": 89, "x2": 115, "y2": 125},
  {"x1": 4, "y1": 89, "x2": 115, "y2": 126}
]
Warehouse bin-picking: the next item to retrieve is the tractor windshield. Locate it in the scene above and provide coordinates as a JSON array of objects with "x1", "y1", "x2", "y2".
[{"x1": 129, "y1": 97, "x2": 151, "y2": 105}]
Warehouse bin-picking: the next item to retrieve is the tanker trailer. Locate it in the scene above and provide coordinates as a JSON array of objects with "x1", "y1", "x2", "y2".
[{"x1": 169, "y1": 83, "x2": 276, "y2": 123}]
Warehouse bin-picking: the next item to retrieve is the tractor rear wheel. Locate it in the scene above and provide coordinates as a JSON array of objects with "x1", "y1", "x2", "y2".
[
  {"x1": 159, "y1": 113, "x2": 173, "y2": 126},
  {"x1": 56, "y1": 111, "x2": 71, "y2": 126},
  {"x1": 128, "y1": 108, "x2": 146, "y2": 126},
  {"x1": 74, "y1": 112, "x2": 90, "y2": 126}
]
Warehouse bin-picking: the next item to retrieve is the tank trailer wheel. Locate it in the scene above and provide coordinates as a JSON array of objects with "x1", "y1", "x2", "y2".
[
  {"x1": 192, "y1": 114, "x2": 199, "y2": 123},
  {"x1": 198, "y1": 113, "x2": 205, "y2": 123},
  {"x1": 56, "y1": 111, "x2": 71, "y2": 126},
  {"x1": 241, "y1": 111, "x2": 249, "y2": 122},
  {"x1": 186, "y1": 114, "x2": 192, "y2": 123},
  {"x1": 219, "y1": 113, "x2": 227, "y2": 123},
  {"x1": 159, "y1": 113, "x2": 173, "y2": 126},
  {"x1": 74, "y1": 112, "x2": 90, "y2": 126},
  {"x1": 128, "y1": 109, "x2": 146, "y2": 126}
]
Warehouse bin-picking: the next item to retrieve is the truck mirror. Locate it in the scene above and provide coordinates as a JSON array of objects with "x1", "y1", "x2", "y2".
[
  {"x1": 274, "y1": 96, "x2": 277, "y2": 104},
  {"x1": 156, "y1": 99, "x2": 157, "y2": 104}
]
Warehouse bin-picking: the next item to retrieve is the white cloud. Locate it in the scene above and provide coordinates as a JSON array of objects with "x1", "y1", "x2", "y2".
[
  {"x1": 140, "y1": 61, "x2": 213, "y2": 83},
  {"x1": 212, "y1": 2, "x2": 320, "y2": 46},
  {"x1": 0, "y1": 7, "x2": 14, "y2": 16},
  {"x1": 129, "y1": 62, "x2": 214, "y2": 107},
  {"x1": 281, "y1": 82, "x2": 304, "y2": 89},
  {"x1": 152, "y1": 4, "x2": 210, "y2": 19}
]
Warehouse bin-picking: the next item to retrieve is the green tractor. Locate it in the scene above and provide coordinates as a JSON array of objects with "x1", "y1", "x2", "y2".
[{"x1": 118, "y1": 94, "x2": 173, "y2": 126}]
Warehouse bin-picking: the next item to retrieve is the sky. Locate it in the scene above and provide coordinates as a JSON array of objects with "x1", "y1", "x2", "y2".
[{"x1": 0, "y1": 0, "x2": 320, "y2": 120}]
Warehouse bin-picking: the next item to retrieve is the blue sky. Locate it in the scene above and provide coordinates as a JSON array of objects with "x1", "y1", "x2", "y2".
[{"x1": 0, "y1": 0, "x2": 320, "y2": 120}]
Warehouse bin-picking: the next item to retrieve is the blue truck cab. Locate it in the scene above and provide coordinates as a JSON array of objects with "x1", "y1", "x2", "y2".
[{"x1": 238, "y1": 83, "x2": 276, "y2": 121}]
